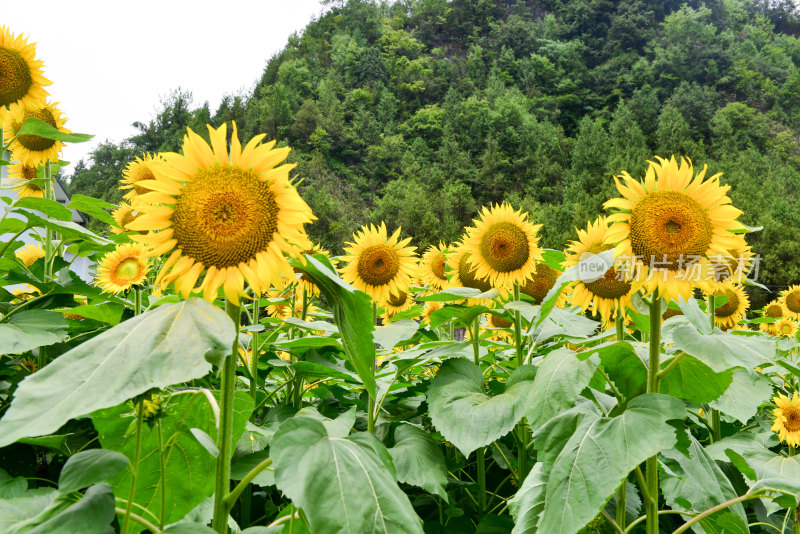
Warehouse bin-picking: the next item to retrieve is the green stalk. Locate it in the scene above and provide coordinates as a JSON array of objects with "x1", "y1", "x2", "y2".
[
  {"x1": 616, "y1": 312, "x2": 625, "y2": 342},
  {"x1": 645, "y1": 294, "x2": 662, "y2": 534},
  {"x1": 249, "y1": 297, "x2": 260, "y2": 408},
  {"x1": 211, "y1": 300, "x2": 241, "y2": 534},
  {"x1": 513, "y1": 283, "x2": 529, "y2": 480},
  {"x1": 616, "y1": 480, "x2": 627, "y2": 530},
  {"x1": 121, "y1": 400, "x2": 145, "y2": 534},
  {"x1": 157, "y1": 419, "x2": 166, "y2": 530},
  {"x1": 472, "y1": 316, "x2": 486, "y2": 514},
  {"x1": 43, "y1": 161, "x2": 54, "y2": 280},
  {"x1": 708, "y1": 294, "x2": 722, "y2": 442},
  {"x1": 368, "y1": 301, "x2": 378, "y2": 433},
  {"x1": 513, "y1": 283, "x2": 523, "y2": 367}
]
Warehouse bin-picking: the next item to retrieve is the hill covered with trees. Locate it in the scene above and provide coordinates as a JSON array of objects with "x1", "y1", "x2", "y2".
[{"x1": 68, "y1": 0, "x2": 800, "y2": 304}]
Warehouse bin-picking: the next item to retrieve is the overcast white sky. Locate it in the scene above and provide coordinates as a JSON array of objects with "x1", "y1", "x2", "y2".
[{"x1": 4, "y1": 0, "x2": 327, "y2": 174}]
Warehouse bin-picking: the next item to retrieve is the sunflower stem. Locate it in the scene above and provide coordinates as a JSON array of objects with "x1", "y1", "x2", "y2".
[
  {"x1": 707, "y1": 294, "x2": 723, "y2": 442},
  {"x1": 301, "y1": 287, "x2": 308, "y2": 322},
  {"x1": 368, "y1": 301, "x2": 378, "y2": 434},
  {"x1": 43, "y1": 161, "x2": 54, "y2": 281},
  {"x1": 157, "y1": 418, "x2": 166, "y2": 530},
  {"x1": 211, "y1": 300, "x2": 241, "y2": 534},
  {"x1": 121, "y1": 400, "x2": 145, "y2": 534},
  {"x1": 134, "y1": 288, "x2": 142, "y2": 316},
  {"x1": 645, "y1": 294, "x2": 662, "y2": 534},
  {"x1": 616, "y1": 480, "x2": 627, "y2": 530},
  {"x1": 471, "y1": 315, "x2": 487, "y2": 514},
  {"x1": 249, "y1": 297, "x2": 260, "y2": 412},
  {"x1": 513, "y1": 283, "x2": 529, "y2": 481},
  {"x1": 616, "y1": 312, "x2": 625, "y2": 342}
]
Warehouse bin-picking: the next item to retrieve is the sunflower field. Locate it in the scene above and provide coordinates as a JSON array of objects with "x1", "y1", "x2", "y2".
[{"x1": 4, "y1": 23, "x2": 800, "y2": 534}]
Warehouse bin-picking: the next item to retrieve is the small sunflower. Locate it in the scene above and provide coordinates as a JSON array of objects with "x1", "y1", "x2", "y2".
[
  {"x1": 6, "y1": 163, "x2": 44, "y2": 198},
  {"x1": 128, "y1": 122, "x2": 314, "y2": 305},
  {"x1": 11, "y1": 284, "x2": 41, "y2": 303},
  {"x1": 563, "y1": 217, "x2": 640, "y2": 324},
  {"x1": 775, "y1": 318, "x2": 798, "y2": 338},
  {"x1": 95, "y1": 243, "x2": 149, "y2": 294},
  {"x1": 341, "y1": 222, "x2": 417, "y2": 304},
  {"x1": 521, "y1": 262, "x2": 561, "y2": 304},
  {"x1": 15, "y1": 242, "x2": 44, "y2": 267},
  {"x1": 485, "y1": 312, "x2": 513, "y2": 341},
  {"x1": 120, "y1": 153, "x2": 165, "y2": 204},
  {"x1": 704, "y1": 233, "x2": 755, "y2": 285},
  {"x1": 779, "y1": 285, "x2": 800, "y2": 321},
  {"x1": 708, "y1": 282, "x2": 749, "y2": 329},
  {"x1": 110, "y1": 202, "x2": 144, "y2": 234},
  {"x1": 382, "y1": 290, "x2": 415, "y2": 322},
  {"x1": 446, "y1": 244, "x2": 492, "y2": 292},
  {"x1": 287, "y1": 237, "x2": 335, "y2": 297},
  {"x1": 604, "y1": 156, "x2": 744, "y2": 303},
  {"x1": 663, "y1": 307, "x2": 684, "y2": 321},
  {"x1": 418, "y1": 243, "x2": 449, "y2": 291},
  {"x1": 772, "y1": 393, "x2": 800, "y2": 447},
  {"x1": 267, "y1": 288, "x2": 319, "y2": 320},
  {"x1": 760, "y1": 301, "x2": 785, "y2": 334},
  {"x1": 421, "y1": 301, "x2": 443, "y2": 324},
  {"x1": 462, "y1": 203, "x2": 543, "y2": 292},
  {"x1": 0, "y1": 26, "x2": 51, "y2": 109},
  {"x1": 4, "y1": 100, "x2": 70, "y2": 167}
]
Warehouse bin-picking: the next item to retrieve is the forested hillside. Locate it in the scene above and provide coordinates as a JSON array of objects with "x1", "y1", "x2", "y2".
[{"x1": 68, "y1": 0, "x2": 800, "y2": 304}]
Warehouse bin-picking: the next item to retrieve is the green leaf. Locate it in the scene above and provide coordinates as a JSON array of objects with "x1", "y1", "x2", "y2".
[
  {"x1": 727, "y1": 447, "x2": 800, "y2": 498},
  {"x1": 13, "y1": 197, "x2": 72, "y2": 221},
  {"x1": 0, "y1": 310, "x2": 68, "y2": 355},
  {"x1": 66, "y1": 195, "x2": 118, "y2": 228},
  {"x1": 272, "y1": 417, "x2": 424, "y2": 534},
  {"x1": 581, "y1": 341, "x2": 646, "y2": 398},
  {"x1": 660, "y1": 435, "x2": 748, "y2": 534},
  {"x1": 508, "y1": 462, "x2": 547, "y2": 534},
  {"x1": 231, "y1": 450, "x2": 274, "y2": 487},
  {"x1": 0, "y1": 487, "x2": 59, "y2": 532},
  {"x1": 532, "y1": 306, "x2": 599, "y2": 342},
  {"x1": 16, "y1": 117, "x2": 94, "y2": 143},
  {"x1": 16, "y1": 209, "x2": 110, "y2": 244},
  {"x1": 0, "y1": 299, "x2": 233, "y2": 447},
  {"x1": 388, "y1": 423, "x2": 448, "y2": 500},
  {"x1": 428, "y1": 304, "x2": 489, "y2": 329},
  {"x1": 427, "y1": 359, "x2": 536, "y2": 457},
  {"x1": 525, "y1": 348, "x2": 599, "y2": 428},
  {"x1": 659, "y1": 355, "x2": 733, "y2": 404},
  {"x1": 6, "y1": 483, "x2": 116, "y2": 534},
  {"x1": 533, "y1": 394, "x2": 685, "y2": 534},
  {"x1": 93, "y1": 390, "x2": 252, "y2": 532},
  {"x1": 162, "y1": 525, "x2": 218, "y2": 534},
  {"x1": 57, "y1": 303, "x2": 124, "y2": 325},
  {"x1": 295, "y1": 406, "x2": 356, "y2": 438},
  {"x1": 663, "y1": 317, "x2": 776, "y2": 373},
  {"x1": 58, "y1": 449, "x2": 129, "y2": 494},
  {"x1": 708, "y1": 368, "x2": 773, "y2": 424},
  {"x1": 292, "y1": 254, "x2": 376, "y2": 397},
  {"x1": 676, "y1": 296, "x2": 712, "y2": 334},
  {"x1": 417, "y1": 287, "x2": 484, "y2": 302},
  {"x1": 374, "y1": 320, "x2": 419, "y2": 350}
]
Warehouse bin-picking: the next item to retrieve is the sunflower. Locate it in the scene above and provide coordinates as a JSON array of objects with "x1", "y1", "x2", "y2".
[
  {"x1": 662, "y1": 307, "x2": 684, "y2": 321},
  {"x1": 563, "y1": 217, "x2": 640, "y2": 324},
  {"x1": 446, "y1": 244, "x2": 492, "y2": 292},
  {"x1": 286, "y1": 237, "x2": 335, "y2": 297},
  {"x1": 421, "y1": 301, "x2": 443, "y2": 324},
  {"x1": 266, "y1": 288, "x2": 319, "y2": 320},
  {"x1": 15, "y1": 242, "x2": 44, "y2": 267},
  {"x1": 485, "y1": 312, "x2": 513, "y2": 341},
  {"x1": 604, "y1": 156, "x2": 744, "y2": 303},
  {"x1": 11, "y1": 284, "x2": 41, "y2": 303},
  {"x1": 462, "y1": 203, "x2": 543, "y2": 293},
  {"x1": 772, "y1": 393, "x2": 800, "y2": 447},
  {"x1": 110, "y1": 202, "x2": 144, "y2": 234},
  {"x1": 382, "y1": 290, "x2": 415, "y2": 322},
  {"x1": 760, "y1": 301, "x2": 784, "y2": 334},
  {"x1": 704, "y1": 233, "x2": 755, "y2": 285},
  {"x1": 127, "y1": 123, "x2": 314, "y2": 305},
  {"x1": 708, "y1": 282, "x2": 749, "y2": 329},
  {"x1": 120, "y1": 153, "x2": 165, "y2": 204},
  {"x1": 4, "y1": 100, "x2": 70, "y2": 167},
  {"x1": 340, "y1": 222, "x2": 417, "y2": 304},
  {"x1": 521, "y1": 262, "x2": 561, "y2": 304},
  {"x1": 6, "y1": 163, "x2": 44, "y2": 198},
  {"x1": 0, "y1": 26, "x2": 51, "y2": 109},
  {"x1": 775, "y1": 318, "x2": 798, "y2": 338},
  {"x1": 779, "y1": 285, "x2": 800, "y2": 321},
  {"x1": 418, "y1": 243, "x2": 449, "y2": 291},
  {"x1": 95, "y1": 243, "x2": 149, "y2": 294}
]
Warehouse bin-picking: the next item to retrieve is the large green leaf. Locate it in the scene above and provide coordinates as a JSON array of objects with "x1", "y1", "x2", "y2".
[
  {"x1": 531, "y1": 307, "x2": 598, "y2": 342},
  {"x1": 508, "y1": 463, "x2": 547, "y2": 534},
  {"x1": 662, "y1": 317, "x2": 776, "y2": 372},
  {"x1": 660, "y1": 435, "x2": 748, "y2": 534},
  {"x1": 58, "y1": 449, "x2": 129, "y2": 494},
  {"x1": 374, "y1": 320, "x2": 420, "y2": 351},
  {"x1": 427, "y1": 359, "x2": 536, "y2": 457},
  {"x1": 15, "y1": 117, "x2": 94, "y2": 143},
  {"x1": 525, "y1": 348, "x2": 599, "y2": 428},
  {"x1": 709, "y1": 368, "x2": 773, "y2": 424},
  {"x1": 93, "y1": 390, "x2": 253, "y2": 532},
  {"x1": 0, "y1": 299, "x2": 233, "y2": 448},
  {"x1": 581, "y1": 341, "x2": 646, "y2": 399},
  {"x1": 0, "y1": 310, "x2": 68, "y2": 354},
  {"x1": 272, "y1": 417, "x2": 424, "y2": 534},
  {"x1": 532, "y1": 394, "x2": 685, "y2": 534},
  {"x1": 13, "y1": 197, "x2": 72, "y2": 221},
  {"x1": 66, "y1": 195, "x2": 118, "y2": 228},
  {"x1": 292, "y1": 254, "x2": 376, "y2": 397},
  {"x1": 659, "y1": 355, "x2": 732, "y2": 404},
  {"x1": 388, "y1": 423, "x2": 448, "y2": 500},
  {"x1": 727, "y1": 447, "x2": 800, "y2": 499}
]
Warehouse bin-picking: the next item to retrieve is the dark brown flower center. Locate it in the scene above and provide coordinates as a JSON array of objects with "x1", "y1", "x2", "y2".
[
  {"x1": 16, "y1": 107, "x2": 58, "y2": 152},
  {"x1": 478, "y1": 222, "x2": 530, "y2": 273},
  {"x1": 357, "y1": 244, "x2": 400, "y2": 287},
  {"x1": 0, "y1": 47, "x2": 33, "y2": 107}
]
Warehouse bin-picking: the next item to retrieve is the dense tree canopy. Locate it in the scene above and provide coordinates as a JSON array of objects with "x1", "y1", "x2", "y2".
[{"x1": 68, "y1": 0, "x2": 800, "y2": 306}]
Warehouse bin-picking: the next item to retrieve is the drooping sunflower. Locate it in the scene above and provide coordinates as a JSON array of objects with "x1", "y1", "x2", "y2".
[
  {"x1": 3, "y1": 100, "x2": 70, "y2": 167},
  {"x1": 340, "y1": 222, "x2": 417, "y2": 304},
  {"x1": 708, "y1": 282, "x2": 749, "y2": 329},
  {"x1": 779, "y1": 285, "x2": 800, "y2": 321},
  {"x1": 418, "y1": 243, "x2": 449, "y2": 291},
  {"x1": 775, "y1": 318, "x2": 799, "y2": 338},
  {"x1": 521, "y1": 262, "x2": 561, "y2": 305},
  {"x1": 128, "y1": 123, "x2": 314, "y2": 305},
  {"x1": 94, "y1": 243, "x2": 149, "y2": 294},
  {"x1": 604, "y1": 156, "x2": 745, "y2": 303},
  {"x1": 563, "y1": 217, "x2": 640, "y2": 324},
  {"x1": 760, "y1": 301, "x2": 785, "y2": 334},
  {"x1": 0, "y1": 26, "x2": 51, "y2": 109},
  {"x1": 6, "y1": 163, "x2": 44, "y2": 198},
  {"x1": 462, "y1": 203, "x2": 543, "y2": 293},
  {"x1": 772, "y1": 393, "x2": 800, "y2": 447},
  {"x1": 120, "y1": 153, "x2": 165, "y2": 204},
  {"x1": 382, "y1": 290, "x2": 415, "y2": 322},
  {"x1": 15, "y1": 242, "x2": 44, "y2": 267}
]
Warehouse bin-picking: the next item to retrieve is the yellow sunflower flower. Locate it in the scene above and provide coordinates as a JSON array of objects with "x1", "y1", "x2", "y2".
[
  {"x1": 708, "y1": 282, "x2": 749, "y2": 329},
  {"x1": 704, "y1": 233, "x2": 755, "y2": 285},
  {"x1": 340, "y1": 222, "x2": 417, "y2": 304},
  {"x1": 110, "y1": 202, "x2": 144, "y2": 234},
  {"x1": 6, "y1": 163, "x2": 44, "y2": 198},
  {"x1": 15, "y1": 242, "x2": 44, "y2": 267},
  {"x1": 446, "y1": 244, "x2": 492, "y2": 292},
  {"x1": 266, "y1": 287, "x2": 318, "y2": 320},
  {"x1": 563, "y1": 217, "x2": 640, "y2": 324},
  {"x1": 127, "y1": 122, "x2": 314, "y2": 305},
  {"x1": 421, "y1": 301, "x2": 443, "y2": 324},
  {"x1": 11, "y1": 284, "x2": 41, "y2": 303},
  {"x1": 760, "y1": 301, "x2": 784, "y2": 334},
  {"x1": 485, "y1": 312, "x2": 513, "y2": 341},
  {"x1": 285, "y1": 236, "x2": 336, "y2": 297},
  {"x1": 0, "y1": 26, "x2": 51, "y2": 109},
  {"x1": 95, "y1": 243, "x2": 149, "y2": 294},
  {"x1": 120, "y1": 153, "x2": 165, "y2": 204},
  {"x1": 772, "y1": 393, "x2": 800, "y2": 447},
  {"x1": 604, "y1": 156, "x2": 744, "y2": 303},
  {"x1": 775, "y1": 318, "x2": 798, "y2": 338},
  {"x1": 418, "y1": 243, "x2": 449, "y2": 291},
  {"x1": 521, "y1": 262, "x2": 561, "y2": 305},
  {"x1": 462, "y1": 203, "x2": 543, "y2": 293},
  {"x1": 779, "y1": 284, "x2": 800, "y2": 321},
  {"x1": 4, "y1": 100, "x2": 71, "y2": 167},
  {"x1": 382, "y1": 290, "x2": 415, "y2": 323}
]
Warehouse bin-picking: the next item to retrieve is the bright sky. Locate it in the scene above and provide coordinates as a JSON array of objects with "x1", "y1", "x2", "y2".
[{"x1": 4, "y1": 0, "x2": 327, "y2": 174}]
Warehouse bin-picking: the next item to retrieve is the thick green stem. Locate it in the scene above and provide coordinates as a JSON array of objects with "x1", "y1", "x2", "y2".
[
  {"x1": 121, "y1": 400, "x2": 145, "y2": 534},
  {"x1": 616, "y1": 313, "x2": 625, "y2": 342},
  {"x1": 671, "y1": 492, "x2": 766, "y2": 534},
  {"x1": 616, "y1": 480, "x2": 627, "y2": 529},
  {"x1": 211, "y1": 301, "x2": 241, "y2": 534},
  {"x1": 646, "y1": 295, "x2": 662, "y2": 534},
  {"x1": 513, "y1": 283, "x2": 529, "y2": 480},
  {"x1": 157, "y1": 419, "x2": 166, "y2": 529},
  {"x1": 513, "y1": 284, "x2": 523, "y2": 367},
  {"x1": 249, "y1": 297, "x2": 260, "y2": 409},
  {"x1": 43, "y1": 162, "x2": 54, "y2": 280},
  {"x1": 708, "y1": 294, "x2": 722, "y2": 441},
  {"x1": 367, "y1": 301, "x2": 378, "y2": 433},
  {"x1": 471, "y1": 316, "x2": 486, "y2": 513}
]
